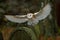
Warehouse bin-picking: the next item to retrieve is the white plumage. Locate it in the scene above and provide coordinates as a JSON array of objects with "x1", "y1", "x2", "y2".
[{"x1": 5, "y1": 3, "x2": 51, "y2": 26}]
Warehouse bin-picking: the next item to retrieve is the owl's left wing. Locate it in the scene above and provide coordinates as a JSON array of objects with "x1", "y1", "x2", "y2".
[{"x1": 34, "y1": 3, "x2": 51, "y2": 21}]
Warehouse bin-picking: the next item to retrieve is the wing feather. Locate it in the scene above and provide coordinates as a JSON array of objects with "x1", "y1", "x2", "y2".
[
  {"x1": 35, "y1": 3, "x2": 51, "y2": 20},
  {"x1": 5, "y1": 15, "x2": 28, "y2": 23}
]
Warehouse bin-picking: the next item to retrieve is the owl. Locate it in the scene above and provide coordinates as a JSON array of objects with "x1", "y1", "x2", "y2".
[{"x1": 5, "y1": 3, "x2": 51, "y2": 26}]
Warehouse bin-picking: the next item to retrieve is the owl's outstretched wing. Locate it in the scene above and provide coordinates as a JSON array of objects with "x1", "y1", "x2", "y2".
[
  {"x1": 34, "y1": 3, "x2": 51, "y2": 21},
  {"x1": 5, "y1": 15, "x2": 28, "y2": 23}
]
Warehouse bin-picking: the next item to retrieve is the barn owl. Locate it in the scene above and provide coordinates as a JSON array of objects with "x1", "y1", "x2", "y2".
[{"x1": 5, "y1": 3, "x2": 51, "y2": 26}]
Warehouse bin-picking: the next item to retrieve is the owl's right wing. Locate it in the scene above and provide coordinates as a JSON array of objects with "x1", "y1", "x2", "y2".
[{"x1": 5, "y1": 15, "x2": 28, "y2": 23}]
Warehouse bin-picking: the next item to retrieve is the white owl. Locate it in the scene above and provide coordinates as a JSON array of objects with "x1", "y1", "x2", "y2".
[{"x1": 5, "y1": 3, "x2": 51, "y2": 26}]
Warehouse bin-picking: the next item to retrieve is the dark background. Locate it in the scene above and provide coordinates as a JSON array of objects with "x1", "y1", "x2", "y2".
[{"x1": 55, "y1": 0, "x2": 60, "y2": 27}]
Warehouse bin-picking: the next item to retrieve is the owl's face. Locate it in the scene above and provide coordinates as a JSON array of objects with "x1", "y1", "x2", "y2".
[{"x1": 6, "y1": 0, "x2": 47, "y2": 15}]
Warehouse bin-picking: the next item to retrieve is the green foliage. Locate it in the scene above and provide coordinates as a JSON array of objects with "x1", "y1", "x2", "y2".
[{"x1": 10, "y1": 27, "x2": 37, "y2": 40}]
